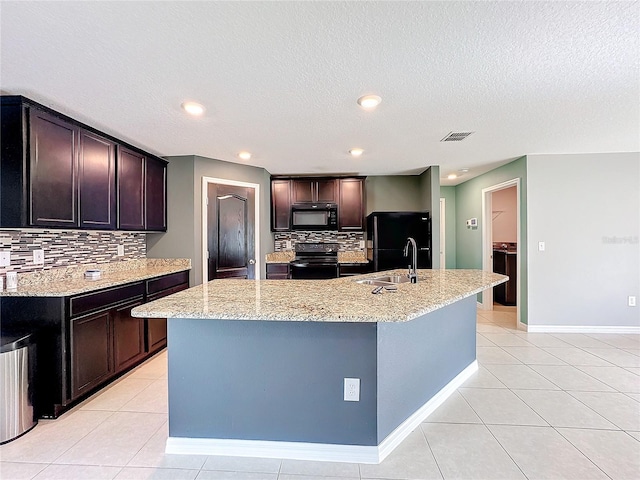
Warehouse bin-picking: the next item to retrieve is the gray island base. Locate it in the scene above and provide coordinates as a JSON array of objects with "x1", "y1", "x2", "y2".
[{"x1": 132, "y1": 269, "x2": 507, "y2": 464}]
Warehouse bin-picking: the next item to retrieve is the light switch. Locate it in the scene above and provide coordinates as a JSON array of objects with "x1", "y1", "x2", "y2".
[
  {"x1": 538, "y1": 241, "x2": 545, "y2": 252},
  {"x1": 0, "y1": 251, "x2": 10, "y2": 267}
]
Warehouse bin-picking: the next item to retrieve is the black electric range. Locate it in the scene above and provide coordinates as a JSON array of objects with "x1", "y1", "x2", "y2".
[{"x1": 289, "y1": 242, "x2": 339, "y2": 280}]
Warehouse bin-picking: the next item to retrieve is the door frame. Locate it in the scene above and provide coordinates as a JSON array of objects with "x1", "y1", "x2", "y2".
[
  {"x1": 439, "y1": 197, "x2": 446, "y2": 269},
  {"x1": 481, "y1": 178, "x2": 523, "y2": 328},
  {"x1": 201, "y1": 176, "x2": 261, "y2": 283}
]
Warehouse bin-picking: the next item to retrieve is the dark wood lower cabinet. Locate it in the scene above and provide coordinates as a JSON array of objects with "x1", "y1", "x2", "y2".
[
  {"x1": 113, "y1": 300, "x2": 145, "y2": 372},
  {"x1": 0, "y1": 270, "x2": 189, "y2": 418},
  {"x1": 493, "y1": 251, "x2": 517, "y2": 306},
  {"x1": 145, "y1": 271, "x2": 190, "y2": 352},
  {"x1": 266, "y1": 263, "x2": 290, "y2": 279},
  {"x1": 338, "y1": 263, "x2": 371, "y2": 277},
  {"x1": 71, "y1": 311, "x2": 113, "y2": 400}
]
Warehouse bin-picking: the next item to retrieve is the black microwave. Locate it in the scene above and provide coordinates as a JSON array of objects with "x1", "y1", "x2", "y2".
[{"x1": 291, "y1": 203, "x2": 338, "y2": 230}]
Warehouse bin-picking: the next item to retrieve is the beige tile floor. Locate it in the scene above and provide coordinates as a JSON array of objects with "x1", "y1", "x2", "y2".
[{"x1": 2, "y1": 306, "x2": 639, "y2": 480}]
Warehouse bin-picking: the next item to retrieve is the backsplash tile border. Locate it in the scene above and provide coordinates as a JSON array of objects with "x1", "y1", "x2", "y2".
[
  {"x1": 274, "y1": 231, "x2": 364, "y2": 252},
  {"x1": 0, "y1": 229, "x2": 146, "y2": 279}
]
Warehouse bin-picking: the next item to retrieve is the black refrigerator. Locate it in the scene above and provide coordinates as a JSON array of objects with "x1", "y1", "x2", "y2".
[{"x1": 367, "y1": 211, "x2": 432, "y2": 272}]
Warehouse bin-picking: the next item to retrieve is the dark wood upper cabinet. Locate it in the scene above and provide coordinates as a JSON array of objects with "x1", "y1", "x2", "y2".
[
  {"x1": 117, "y1": 147, "x2": 146, "y2": 230},
  {"x1": 79, "y1": 130, "x2": 116, "y2": 229},
  {"x1": 271, "y1": 176, "x2": 365, "y2": 232},
  {"x1": 271, "y1": 179, "x2": 291, "y2": 231},
  {"x1": 292, "y1": 178, "x2": 337, "y2": 203},
  {"x1": 0, "y1": 95, "x2": 167, "y2": 232},
  {"x1": 116, "y1": 147, "x2": 168, "y2": 232},
  {"x1": 29, "y1": 110, "x2": 79, "y2": 227},
  {"x1": 338, "y1": 178, "x2": 365, "y2": 231},
  {"x1": 145, "y1": 156, "x2": 167, "y2": 231}
]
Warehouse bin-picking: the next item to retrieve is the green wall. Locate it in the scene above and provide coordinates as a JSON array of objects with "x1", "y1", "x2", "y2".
[
  {"x1": 420, "y1": 166, "x2": 440, "y2": 268},
  {"x1": 146, "y1": 156, "x2": 198, "y2": 285},
  {"x1": 365, "y1": 176, "x2": 422, "y2": 213},
  {"x1": 147, "y1": 155, "x2": 273, "y2": 285},
  {"x1": 455, "y1": 156, "x2": 527, "y2": 323},
  {"x1": 440, "y1": 186, "x2": 457, "y2": 268}
]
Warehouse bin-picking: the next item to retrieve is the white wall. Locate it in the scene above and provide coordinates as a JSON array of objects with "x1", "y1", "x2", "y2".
[
  {"x1": 527, "y1": 153, "x2": 639, "y2": 329},
  {"x1": 492, "y1": 186, "x2": 517, "y2": 243}
]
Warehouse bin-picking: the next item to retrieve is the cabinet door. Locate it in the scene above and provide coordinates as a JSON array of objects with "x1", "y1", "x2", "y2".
[
  {"x1": 79, "y1": 130, "x2": 116, "y2": 229},
  {"x1": 292, "y1": 179, "x2": 314, "y2": 203},
  {"x1": 338, "y1": 178, "x2": 365, "y2": 230},
  {"x1": 71, "y1": 311, "x2": 113, "y2": 399},
  {"x1": 266, "y1": 263, "x2": 290, "y2": 279},
  {"x1": 146, "y1": 281, "x2": 188, "y2": 353},
  {"x1": 29, "y1": 109, "x2": 79, "y2": 227},
  {"x1": 493, "y1": 251, "x2": 507, "y2": 304},
  {"x1": 114, "y1": 300, "x2": 145, "y2": 372},
  {"x1": 271, "y1": 179, "x2": 291, "y2": 231},
  {"x1": 316, "y1": 179, "x2": 337, "y2": 203},
  {"x1": 117, "y1": 147, "x2": 145, "y2": 230},
  {"x1": 145, "y1": 156, "x2": 167, "y2": 231}
]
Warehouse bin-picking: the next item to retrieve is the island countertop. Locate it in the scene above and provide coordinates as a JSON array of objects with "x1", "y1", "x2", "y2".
[{"x1": 132, "y1": 269, "x2": 507, "y2": 323}]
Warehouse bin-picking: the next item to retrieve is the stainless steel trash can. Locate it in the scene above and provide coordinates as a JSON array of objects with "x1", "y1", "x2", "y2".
[{"x1": 1, "y1": 333, "x2": 37, "y2": 443}]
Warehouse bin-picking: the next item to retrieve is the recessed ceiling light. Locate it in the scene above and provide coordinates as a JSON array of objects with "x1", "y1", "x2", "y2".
[
  {"x1": 349, "y1": 148, "x2": 364, "y2": 157},
  {"x1": 357, "y1": 95, "x2": 382, "y2": 110},
  {"x1": 238, "y1": 151, "x2": 252, "y2": 160},
  {"x1": 447, "y1": 174, "x2": 457, "y2": 180},
  {"x1": 181, "y1": 101, "x2": 205, "y2": 116}
]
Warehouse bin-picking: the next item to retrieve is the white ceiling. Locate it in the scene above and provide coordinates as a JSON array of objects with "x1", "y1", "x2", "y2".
[{"x1": 1, "y1": 1, "x2": 638, "y2": 186}]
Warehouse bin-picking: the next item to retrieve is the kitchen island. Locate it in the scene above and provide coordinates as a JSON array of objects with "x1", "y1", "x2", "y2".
[{"x1": 132, "y1": 269, "x2": 506, "y2": 464}]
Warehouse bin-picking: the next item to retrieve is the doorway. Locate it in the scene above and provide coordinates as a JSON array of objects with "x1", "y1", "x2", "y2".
[
  {"x1": 201, "y1": 177, "x2": 260, "y2": 282},
  {"x1": 481, "y1": 178, "x2": 523, "y2": 329}
]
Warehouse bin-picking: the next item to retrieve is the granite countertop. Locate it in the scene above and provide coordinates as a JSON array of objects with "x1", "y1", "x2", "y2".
[
  {"x1": 265, "y1": 251, "x2": 368, "y2": 264},
  {"x1": 132, "y1": 269, "x2": 507, "y2": 323},
  {"x1": 0, "y1": 259, "x2": 191, "y2": 297}
]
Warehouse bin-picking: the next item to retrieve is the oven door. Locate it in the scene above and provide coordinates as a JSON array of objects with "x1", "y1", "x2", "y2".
[{"x1": 289, "y1": 262, "x2": 338, "y2": 279}]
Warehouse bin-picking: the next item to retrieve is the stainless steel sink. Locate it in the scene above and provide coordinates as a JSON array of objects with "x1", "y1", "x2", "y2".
[{"x1": 356, "y1": 274, "x2": 415, "y2": 286}]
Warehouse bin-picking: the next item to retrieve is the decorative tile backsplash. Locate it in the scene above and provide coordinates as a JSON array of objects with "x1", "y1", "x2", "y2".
[
  {"x1": 274, "y1": 231, "x2": 364, "y2": 252},
  {"x1": 0, "y1": 229, "x2": 146, "y2": 278}
]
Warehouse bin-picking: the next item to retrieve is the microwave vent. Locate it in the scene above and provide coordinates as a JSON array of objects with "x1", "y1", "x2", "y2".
[{"x1": 441, "y1": 131, "x2": 474, "y2": 142}]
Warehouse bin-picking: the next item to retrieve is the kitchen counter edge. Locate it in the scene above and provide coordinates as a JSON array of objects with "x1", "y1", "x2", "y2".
[{"x1": 132, "y1": 269, "x2": 507, "y2": 323}]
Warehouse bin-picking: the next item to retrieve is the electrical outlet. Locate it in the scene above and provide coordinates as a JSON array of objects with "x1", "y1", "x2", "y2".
[
  {"x1": 33, "y1": 249, "x2": 44, "y2": 265},
  {"x1": 285, "y1": 240, "x2": 292, "y2": 249},
  {"x1": 538, "y1": 241, "x2": 545, "y2": 252},
  {"x1": 344, "y1": 378, "x2": 360, "y2": 402},
  {"x1": 117, "y1": 245, "x2": 125, "y2": 256},
  {"x1": 629, "y1": 296, "x2": 637, "y2": 307},
  {"x1": 0, "y1": 251, "x2": 10, "y2": 267},
  {"x1": 359, "y1": 240, "x2": 365, "y2": 249}
]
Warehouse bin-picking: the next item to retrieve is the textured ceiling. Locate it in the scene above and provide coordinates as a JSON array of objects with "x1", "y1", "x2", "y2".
[{"x1": 1, "y1": 1, "x2": 638, "y2": 185}]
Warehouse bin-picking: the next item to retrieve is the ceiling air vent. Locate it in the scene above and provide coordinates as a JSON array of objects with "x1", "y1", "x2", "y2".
[{"x1": 441, "y1": 131, "x2": 474, "y2": 142}]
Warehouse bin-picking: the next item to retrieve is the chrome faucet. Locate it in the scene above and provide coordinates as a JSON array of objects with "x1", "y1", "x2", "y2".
[{"x1": 403, "y1": 237, "x2": 418, "y2": 283}]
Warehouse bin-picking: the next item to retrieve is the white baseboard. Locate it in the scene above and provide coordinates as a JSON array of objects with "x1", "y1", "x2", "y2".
[
  {"x1": 165, "y1": 360, "x2": 479, "y2": 464},
  {"x1": 526, "y1": 325, "x2": 640, "y2": 334}
]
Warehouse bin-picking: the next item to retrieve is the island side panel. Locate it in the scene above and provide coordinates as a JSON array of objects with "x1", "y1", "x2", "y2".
[
  {"x1": 167, "y1": 318, "x2": 378, "y2": 446},
  {"x1": 376, "y1": 296, "x2": 477, "y2": 442}
]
